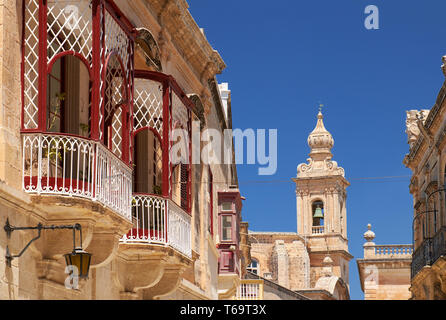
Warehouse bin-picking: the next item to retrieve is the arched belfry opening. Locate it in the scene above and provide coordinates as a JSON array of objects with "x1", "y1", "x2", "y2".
[{"x1": 312, "y1": 200, "x2": 324, "y2": 227}]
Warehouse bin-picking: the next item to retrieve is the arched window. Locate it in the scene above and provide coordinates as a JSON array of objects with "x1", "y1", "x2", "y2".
[
  {"x1": 312, "y1": 200, "x2": 324, "y2": 226},
  {"x1": 247, "y1": 259, "x2": 259, "y2": 275},
  {"x1": 47, "y1": 54, "x2": 91, "y2": 137}
]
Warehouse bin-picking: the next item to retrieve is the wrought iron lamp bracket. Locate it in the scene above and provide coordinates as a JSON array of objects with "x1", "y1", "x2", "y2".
[{"x1": 4, "y1": 218, "x2": 82, "y2": 267}]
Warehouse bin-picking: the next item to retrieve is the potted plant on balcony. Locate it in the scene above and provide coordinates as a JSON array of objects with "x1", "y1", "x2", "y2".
[
  {"x1": 42, "y1": 92, "x2": 66, "y2": 179},
  {"x1": 23, "y1": 93, "x2": 66, "y2": 188},
  {"x1": 153, "y1": 184, "x2": 162, "y2": 195}
]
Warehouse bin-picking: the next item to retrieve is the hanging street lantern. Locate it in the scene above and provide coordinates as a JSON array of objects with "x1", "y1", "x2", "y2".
[{"x1": 64, "y1": 247, "x2": 92, "y2": 279}]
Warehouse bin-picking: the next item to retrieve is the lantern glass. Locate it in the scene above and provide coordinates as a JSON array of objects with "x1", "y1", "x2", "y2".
[{"x1": 64, "y1": 247, "x2": 92, "y2": 279}]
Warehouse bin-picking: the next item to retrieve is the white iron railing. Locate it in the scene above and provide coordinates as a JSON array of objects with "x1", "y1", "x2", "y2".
[
  {"x1": 167, "y1": 200, "x2": 192, "y2": 258},
  {"x1": 312, "y1": 226, "x2": 324, "y2": 235},
  {"x1": 236, "y1": 280, "x2": 263, "y2": 300},
  {"x1": 123, "y1": 194, "x2": 167, "y2": 244},
  {"x1": 95, "y1": 143, "x2": 132, "y2": 219},
  {"x1": 22, "y1": 133, "x2": 132, "y2": 220},
  {"x1": 120, "y1": 194, "x2": 192, "y2": 258}
]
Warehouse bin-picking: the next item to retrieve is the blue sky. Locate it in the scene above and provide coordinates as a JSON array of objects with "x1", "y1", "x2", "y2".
[{"x1": 188, "y1": 0, "x2": 446, "y2": 300}]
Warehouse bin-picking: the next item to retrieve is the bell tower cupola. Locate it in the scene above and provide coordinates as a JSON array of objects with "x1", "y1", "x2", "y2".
[{"x1": 292, "y1": 110, "x2": 352, "y2": 288}]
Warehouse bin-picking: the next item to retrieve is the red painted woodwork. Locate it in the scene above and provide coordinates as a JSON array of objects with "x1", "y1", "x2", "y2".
[{"x1": 21, "y1": 1, "x2": 194, "y2": 215}]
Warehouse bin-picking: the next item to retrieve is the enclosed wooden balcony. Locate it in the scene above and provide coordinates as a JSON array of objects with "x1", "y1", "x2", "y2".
[
  {"x1": 114, "y1": 71, "x2": 194, "y2": 299},
  {"x1": 21, "y1": 0, "x2": 135, "y2": 218},
  {"x1": 20, "y1": 0, "x2": 195, "y2": 296}
]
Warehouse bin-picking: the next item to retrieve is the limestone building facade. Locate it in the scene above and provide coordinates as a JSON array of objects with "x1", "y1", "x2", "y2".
[
  {"x1": 402, "y1": 56, "x2": 446, "y2": 300},
  {"x1": 0, "y1": 0, "x2": 246, "y2": 300},
  {"x1": 357, "y1": 224, "x2": 412, "y2": 300},
  {"x1": 245, "y1": 111, "x2": 352, "y2": 300}
]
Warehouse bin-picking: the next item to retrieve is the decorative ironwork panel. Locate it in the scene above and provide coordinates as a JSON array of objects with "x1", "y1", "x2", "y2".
[
  {"x1": 22, "y1": 133, "x2": 132, "y2": 220},
  {"x1": 103, "y1": 9, "x2": 132, "y2": 82},
  {"x1": 104, "y1": 55, "x2": 125, "y2": 158},
  {"x1": 98, "y1": 2, "x2": 105, "y2": 140},
  {"x1": 22, "y1": 133, "x2": 95, "y2": 198},
  {"x1": 23, "y1": 0, "x2": 40, "y2": 129},
  {"x1": 133, "y1": 78, "x2": 163, "y2": 136},
  {"x1": 180, "y1": 163, "x2": 188, "y2": 210},
  {"x1": 47, "y1": 0, "x2": 93, "y2": 63},
  {"x1": 167, "y1": 200, "x2": 192, "y2": 258},
  {"x1": 432, "y1": 227, "x2": 446, "y2": 264},
  {"x1": 171, "y1": 90, "x2": 189, "y2": 130},
  {"x1": 95, "y1": 143, "x2": 132, "y2": 220},
  {"x1": 411, "y1": 239, "x2": 432, "y2": 278},
  {"x1": 100, "y1": 7, "x2": 132, "y2": 141},
  {"x1": 121, "y1": 194, "x2": 166, "y2": 243}
]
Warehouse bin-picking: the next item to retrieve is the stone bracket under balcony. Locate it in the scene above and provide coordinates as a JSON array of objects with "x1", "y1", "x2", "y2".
[
  {"x1": 8, "y1": 195, "x2": 132, "y2": 287},
  {"x1": 113, "y1": 244, "x2": 192, "y2": 299},
  {"x1": 218, "y1": 273, "x2": 241, "y2": 300},
  {"x1": 410, "y1": 256, "x2": 446, "y2": 299},
  {"x1": 142, "y1": 263, "x2": 189, "y2": 300}
]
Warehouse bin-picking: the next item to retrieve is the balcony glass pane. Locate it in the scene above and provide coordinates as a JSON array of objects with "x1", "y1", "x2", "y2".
[{"x1": 222, "y1": 215, "x2": 232, "y2": 241}]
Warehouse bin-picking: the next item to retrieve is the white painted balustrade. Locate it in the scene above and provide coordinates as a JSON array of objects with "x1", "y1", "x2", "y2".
[
  {"x1": 373, "y1": 245, "x2": 413, "y2": 258},
  {"x1": 95, "y1": 144, "x2": 132, "y2": 219},
  {"x1": 236, "y1": 280, "x2": 263, "y2": 300},
  {"x1": 120, "y1": 194, "x2": 192, "y2": 258},
  {"x1": 167, "y1": 200, "x2": 192, "y2": 258},
  {"x1": 312, "y1": 226, "x2": 324, "y2": 235},
  {"x1": 22, "y1": 133, "x2": 132, "y2": 220}
]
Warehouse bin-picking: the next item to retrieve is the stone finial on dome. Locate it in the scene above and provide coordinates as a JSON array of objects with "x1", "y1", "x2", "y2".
[
  {"x1": 296, "y1": 110, "x2": 346, "y2": 177},
  {"x1": 307, "y1": 111, "x2": 334, "y2": 160},
  {"x1": 364, "y1": 223, "x2": 375, "y2": 245}
]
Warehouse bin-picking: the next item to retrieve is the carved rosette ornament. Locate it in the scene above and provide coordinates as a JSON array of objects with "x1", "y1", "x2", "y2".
[{"x1": 297, "y1": 111, "x2": 345, "y2": 178}]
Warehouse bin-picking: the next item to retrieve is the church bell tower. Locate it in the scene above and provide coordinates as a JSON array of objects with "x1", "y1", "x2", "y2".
[{"x1": 292, "y1": 110, "x2": 352, "y2": 288}]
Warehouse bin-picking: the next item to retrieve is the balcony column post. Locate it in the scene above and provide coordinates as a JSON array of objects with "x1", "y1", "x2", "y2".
[
  {"x1": 37, "y1": 0, "x2": 47, "y2": 131},
  {"x1": 363, "y1": 224, "x2": 376, "y2": 259},
  {"x1": 90, "y1": 0, "x2": 101, "y2": 141},
  {"x1": 162, "y1": 80, "x2": 170, "y2": 198}
]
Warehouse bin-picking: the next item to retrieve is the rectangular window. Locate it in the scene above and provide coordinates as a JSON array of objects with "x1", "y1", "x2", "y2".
[
  {"x1": 221, "y1": 202, "x2": 233, "y2": 212},
  {"x1": 221, "y1": 215, "x2": 232, "y2": 241}
]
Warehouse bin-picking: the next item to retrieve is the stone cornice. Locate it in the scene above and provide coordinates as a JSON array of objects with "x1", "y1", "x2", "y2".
[
  {"x1": 425, "y1": 80, "x2": 446, "y2": 130},
  {"x1": 405, "y1": 80, "x2": 446, "y2": 167},
  {"x1": 208, "y1": 77, "x2": 227, "y2": 131},
  {"x1": 307, "y1": 249, "x2": 354, "y2": 261},
  {"x1": 292, "y1": 175, "x2": 350, "y2": 188},
  {"x1": 406, "y1": 135, "x2": 424, "y2": 164},
  {"x1": 145, "y1": 0, "x2": 226, "y2": 80}
]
